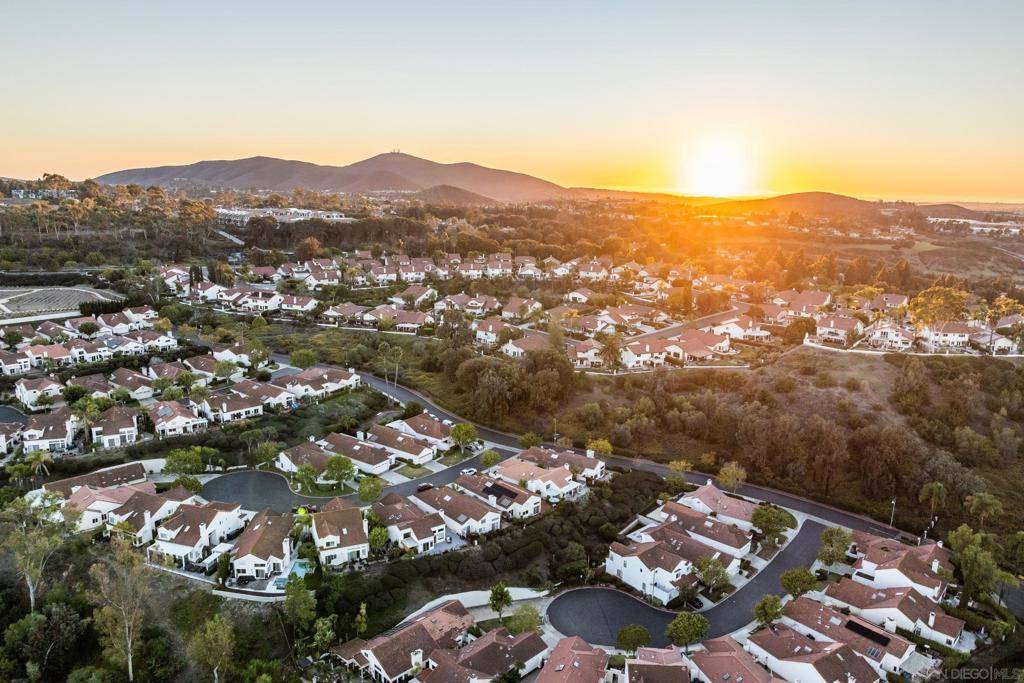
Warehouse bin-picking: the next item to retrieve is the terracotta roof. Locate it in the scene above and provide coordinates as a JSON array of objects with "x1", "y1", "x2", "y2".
[
  {"x1": 368, "y1": 424, "x2": 432, "y2": 456},
  {"x1": 44, "y1": 462, "x2": 147, "y2": 498},
  {"x1": 232, "y1": 508, "x2": 293, "y2": 562},
  {"x1": 319, "y1": 432, "x2": 390, "y2": 466},
  {"x1": 682, "y1": 481, "x2": 757, "y2": 523},
  {"x1": 748, "y1": 624, "x2": 877, "y2": 683},
  {"x1": 398, "y1": 413, "x2": 452, "y2": 441},
  {"x1": 659, "y1": 501, "x2": 750, "y2": 549},
  {"x1": 312, "y1": 507, "x2": 367, "y2": 546},
  {"x1": 537, "y1": 636, "x2": 608, "y2": 683},
  {"x1": 783, "y1": 596, "x2": 913, "y2": 663},
  {"x1": 824, "y1": 578, "x2": 963, "y2": 638},
  {"x1": 413, "y1": 487, "x2": 499, "y2": 524},
  {"x1": 690, "y1": 636, "x2": 772, "y2": 683}
]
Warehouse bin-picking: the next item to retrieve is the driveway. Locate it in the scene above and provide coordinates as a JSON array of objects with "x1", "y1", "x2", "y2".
[{"x1": 546, "y1": 521, "x2": 824, "y2": 644}]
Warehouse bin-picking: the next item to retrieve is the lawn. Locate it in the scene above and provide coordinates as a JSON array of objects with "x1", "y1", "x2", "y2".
[
  {"x1": 397, "y1": 464, "x2": 431, "y2": 478},
  {"x1": 440, "y1": 451, "x2": 472, "y2": 466}
]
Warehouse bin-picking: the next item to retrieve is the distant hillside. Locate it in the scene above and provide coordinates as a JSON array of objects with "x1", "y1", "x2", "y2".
[
  {"x1": 703, "y1": 191, "x2": 882, "y2": 217},
  {"x1": 569, "y1": 187, "x2": 721, "y2": 205},
  {"x1": 411, "y1": 184, "x2": 496, "y2": 206},
  {"x1": 97, "y1": 153, "x2": 571, "y2": 203},
  {"x1": 915, "y1": 203, "x2": 998, "y2": 220}
]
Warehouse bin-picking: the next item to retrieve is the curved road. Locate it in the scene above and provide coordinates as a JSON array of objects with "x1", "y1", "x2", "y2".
[{"x1": 209, "y1": 358, "x2": 1022, "y2": 634}]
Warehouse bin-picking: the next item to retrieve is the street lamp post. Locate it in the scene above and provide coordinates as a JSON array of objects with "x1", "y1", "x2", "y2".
[{"x1": 889, "y1": 499, "x2": 896, "y2": 527}]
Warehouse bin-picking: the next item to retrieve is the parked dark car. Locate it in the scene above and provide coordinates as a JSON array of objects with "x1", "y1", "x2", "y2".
[{"x1": 416, "y1": 482, "x2": 434, "y2": 492}]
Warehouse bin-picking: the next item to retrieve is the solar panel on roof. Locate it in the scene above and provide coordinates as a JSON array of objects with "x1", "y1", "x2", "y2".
[{"x1": 844, "y1": 619, "x2": 890, "y2": 647}]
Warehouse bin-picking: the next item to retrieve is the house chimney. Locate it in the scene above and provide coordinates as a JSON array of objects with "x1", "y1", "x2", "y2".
[
  {"x1": 928, "y1": 612, "x2": 936, "y2": 627},
  {"x1": 884, "y1": 616, "x2": 896, "y2": 633},
  {"x1": 586, "y1": 449, "x2": 594, "y2": 458},
  {"x1": 936, "y1": 540, "x2": 943, "y2": 549},
  {"x1": 707, "y1": 478, "x2": 713, "y2": 485},
  {"x1": 357, "y1": 430, "x2": 366, "y2": 440},
  {"x1": 931, "y1": 559, "x2": 939, "y2": 572},
  {"x1": 308, "y1": 435, "x2": 315, "y2": 442}
]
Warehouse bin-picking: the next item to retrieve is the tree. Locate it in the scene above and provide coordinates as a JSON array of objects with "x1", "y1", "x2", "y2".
[
  {"x1": 89, "y1": 536, "x2": 150, "y2": 682},
  {"x1": 283, "y1": 575, "x2": 316, "y2": 635},
  {"x1": 296, "y1": 236, "x2": 322, "y2": 261},
  {"x1": 368, "y1": 526, "x2": 389, "y2": 553},
  {"x1": 290, "y1": 348, "x2": 318, "y2": 369},
  {"x1": 717, "y1": 461, "x2": 746, "y2": 492},
  {"x1": 324, "y1": 455, "x2": 355, "y2": 484},
  {"x1": 817, "y1": 527, "x2": 852, "y2": 567},
  {"x1": 489, "y1": 581, "x2": 512, "y2": 623},
  {"x1": 598, "y1": 333, "x2": 622, "y2": 370},
  {"x1": 480, "y1": 449, "x2": 501, "y2": 468},
  {"x1": 694, "y1": 555, "x2": 729, "y2": 593},
  {"x1": 966, "y1": 491, "x2": 1002, "y2": 531},
  {"x1": 519, "y1": 432, "x2": 541, "y2": 449},
  {"x1": 26, "y1": 449, "x2": 53, "y2": 478},
  {"x1": 163, "y1": 446, "x2": 213, "y2": 475},
  {"x1": 507, "y1": 604, "x2": 542, "y2": 634},
  {"x1": 616, "y1": 624, "x2": 651, "y2": 654},
  {"x1": 753, "y1": 594, "x2": 783, "y2": 627},
  {"x1": 2, "y1": 328, "x2": 24, "y2": 349},
  {"x1": 358, "y1": 476, "x2": 384, "y2": 502},
  {"x1": 252, "y1": 441, "x2": 279, "y2": 468},
  {"x1": 918, "y1": 481, "x2": 946, "y2": 519},
  {"x1": 780, "y1": 567, "x2": 818, "y2": 597},
  {"x1": 170, "y1": 474, "x2": 203, "y2": 494},
  {"x1": 909, "y1": 286, "x2": 969, "y2": 327},
  {"x1": 3, "y1": 601, "x2": 86, "y2": 680},
  {"x1": 353, "y1": 602, "x2": 368, "y2": 638},
  {"x1": 63, "y1": 384, "x2": 89, "y2": 404},
  {"x1": 78, "y1": 321, "x2": 100, "y2": 337},
  {"x1": 189, "y1": 614, "x2": 234, "y2": 683},
  {"x1": 668, "y1": 459, "x2": 692, "y2": 474},
  {"x1": 665, "y1": 611, "x2": 708, "y2": 653},
  {"x1": 586, "y1": 438, "x2": 613, "y2": 456},
  {"x1": 752, "y1": 506, "x2": 791, "y2": 551},
  {"x1": 214, "y1": 360, "x2": 237, "y2": 379},
  {"x1": 294, "y1": 464, "x2": 318, "y2": 490},
  {"x1": 451, "y1": 423, "x2": 478, "y2": 454},
  {"x1": 1, "y1": 494, "x2": 72, "y2": 612},
  {"x1": 311, "y1": 614, "x2": 337, "y2": 658}
]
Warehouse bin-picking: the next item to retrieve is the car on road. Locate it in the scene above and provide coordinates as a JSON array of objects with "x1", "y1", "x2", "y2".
[
  {"x1": 460, "y1": 468, "x2": 477, "y2": 476},
  {"x1": 416, "y1": 482, "x2": 434, "y2": 492},
  {"x1": 469, "y1": 441, "x2": 486, "y2": 452}
]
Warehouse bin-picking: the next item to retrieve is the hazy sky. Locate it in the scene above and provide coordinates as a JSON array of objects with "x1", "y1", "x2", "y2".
[{"x1": 2, "y1": 1, "x2": 1022, "y2": 201}]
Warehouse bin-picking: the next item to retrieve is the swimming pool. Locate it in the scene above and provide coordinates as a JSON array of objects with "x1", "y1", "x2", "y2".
[{"x1": 272, "y1": 559, "x2": 312, "y2": 589}]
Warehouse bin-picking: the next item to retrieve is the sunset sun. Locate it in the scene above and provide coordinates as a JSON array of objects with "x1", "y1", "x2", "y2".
[{"x1": 683, "y1": 139, "x2": 756, "y2": 197}]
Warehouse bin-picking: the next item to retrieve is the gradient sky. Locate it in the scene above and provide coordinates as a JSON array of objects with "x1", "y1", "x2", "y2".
[{"x1": 2, "y1": 1, "x2": 1022, "y2": 201}]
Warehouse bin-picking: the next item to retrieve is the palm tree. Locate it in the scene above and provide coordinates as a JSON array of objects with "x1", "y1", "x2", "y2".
[
  {"x1": 598, "y1": 333, "x2": 622, "y2": 371},
  {"x1": 966, "y1": 492, "x2": 1003, "y2": 531},
  {"x1": 26, "y1": 450, "x2": 53, "y2": 478},
  {"x1": 918, "y1": 481, "x2": 946, "y2": 519}
]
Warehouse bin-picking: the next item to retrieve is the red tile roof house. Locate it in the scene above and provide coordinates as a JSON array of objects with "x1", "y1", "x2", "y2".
[
  {"x1": 90, "y1": 406, "x2": 140, "y2": 449},
  {"x1": 43, "y1": 462, "x2": 147, "y2": 499},
  {"x1": 780, "y1": 596, "x2": 920, "y2": 678},
  {"x1": 823, "y1": 577, "x2": 965, "y2": 649},
  {"x1": 275, "y1": 441, "x2": 352, "y2": 485},
  {"x1": 22, "y1": 408, "x2": 80, "y2": 454},
  {"x1": 684, "y1": 635, "x2": 774, "y2": 683},
  {"x1": 454, "y1": 473, "x2": 542, "y2": 520},
  {"x1": 745, "y1": 623, "x2": 879, "y2": 683},
  {"x1": 230, "y1": 379, "x2": 297, "y2": 410},
  {"x1": 317, "y1": 432, "x2": 393, "y2": 476},
  {"x1": 371, "y1": 492, "x2": 447, "y2": 554},
  {"x1": 362, "y1": 424, "x2": 437, "y2": 465},
  {"x1": 311, "y1": 505, "x2": 369, "y2": 568},
  {"x1": 386, "y1": 412, "x2": 454, "y2": 450},
  {"x1": 14, "y1": 376, "x2": 63, "y2": 410},
  {"x1": 147, "y1": 501, "x2": 249, "y2": 568},
  {"x1": 62, "y1": 481, "x2": 157, "y2": 532},
  {"x1": 105, "y1": 487, "x2": 199, "y2": 546},
  {"x1": 624, "y1": 646, "x2": 689, "y2": 683},
  {"x1": 648, "y1": 500, "x2": 753, "y2": 557},
  {"x1": 411, "y1": 486, "x2": 502, "y2": 538},
  {"x1": 491, "y1": 457, "x2": 585, "y2": 502},
  {"x1": 334, "y1": 600, "x2": 474, "y2": 683},
  {"x1": 518, "y1": 446, "x2": 606, "y2": 481},
  {"x1": 816, "y1": 314, "x2": 865, "y2": 345},
  {"x1": 918, "y1": 322, "x2": 972, "y2": 350},
  {"x1": 0, "y1": 349, "x2": 31, "y2": 376},
  {"x1": 536, "y1": 636, "x2": 608, "y2": 683},
  {"x1": 501, "y1": 333, "x2": 551, "y2": 358},
  {"x1": 230, "y1": 508, "x2": 295, "y2": 580},
  {"x1": 847, "y1": 531, "x2": 953, "y2": 602},
  {"x1": 109, "y1": 367, "x2": 155, "y2": 400},
  {"x1": 421, "y1": 626, "x2": 549, "y2": 682},
  {"x1": 272, "y1": 366, "x2": 360, "y2": 399},
  {"x1": 199, "y1": 393, "x2": 264, "y2": 423},
  {"x1": 678, "y1": 480, "x2": 758, "y2": 532},
  {"x1": 147, "y1": 400, "x2": 209, "y2": 438}
]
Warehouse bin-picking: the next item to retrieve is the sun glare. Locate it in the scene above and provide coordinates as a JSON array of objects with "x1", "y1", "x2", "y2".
[{"x1": 682, "y1": 139, "x2": 755, "y2": 197}]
